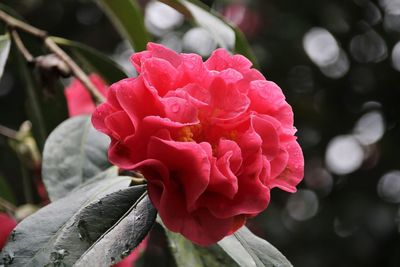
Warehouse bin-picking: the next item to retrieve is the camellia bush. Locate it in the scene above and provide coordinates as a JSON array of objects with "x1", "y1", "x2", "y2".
[{"x1": 0, "y1": 1, "x2": 304, "y2": 266}]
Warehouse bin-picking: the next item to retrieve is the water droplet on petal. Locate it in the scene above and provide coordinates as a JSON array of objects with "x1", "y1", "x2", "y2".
[{"x1": 171, "y1": 103, "x2": 180, "y2": 113}]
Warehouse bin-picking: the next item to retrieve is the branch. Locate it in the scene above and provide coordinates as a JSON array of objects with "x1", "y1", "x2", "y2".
[
  {"x1": 10, "y1": 29, "x2": 34, "y2": 63},
  {"x1": 0, "y1": 124, "x2": 18, "y2": 140},
  {"x1": 0, "y1": 9, "x2": 105, "y2": 103},
  {"x1": 0, "y1": 9, "x2": 47, "y2": 38},
  {"x1": 44, "y1": 39, "x2": 105, "y2": 103}
]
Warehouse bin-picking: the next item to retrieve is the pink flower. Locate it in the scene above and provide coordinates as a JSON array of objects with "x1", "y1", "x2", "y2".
[
  {"x1": 222, "y1": 3, "x2": 262, "y2": 38},
  {"x1": 64, "y1": 74, "x2": 108, "y2": 117},
  {"x1": 0, "y1": 213, "x2": 17, "y2": 249},
  {"x1": 92, "y1": 43, "x2": 304, "y2": 246}
]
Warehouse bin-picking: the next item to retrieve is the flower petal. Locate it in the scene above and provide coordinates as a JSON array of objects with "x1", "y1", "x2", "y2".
[
  {"x1": 267, "y1": 141, "x2": 304, "y2": 193},
  {"x1": 147, "y1": 137, "x2": 211, "y2": 211},
  {"x1": 161, "y1": 96, "x2": 198, "y2": 124},
  {"x1": 142, "y1": 58, "x2": 179, "y2": 96},
  {"x1": 65, "y1": 74, "x2": 108, "y2": 117}
]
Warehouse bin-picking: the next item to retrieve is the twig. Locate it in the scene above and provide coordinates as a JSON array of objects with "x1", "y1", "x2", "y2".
[
  {"x1": 44, "y1": 39, "x2": 104, "y2": 103},
  {"x1": 0, "y1": 124, "x2": 18, "y2": 140},
  {"x1": 0, "y1": 9, "x2": 104, "y2": 103},
  {"x1": 10, "y1": 29, "x2": 34, "y2": 63},
  {"x1": 0, "y1": 10, "x2": 47, "y2": 38}
]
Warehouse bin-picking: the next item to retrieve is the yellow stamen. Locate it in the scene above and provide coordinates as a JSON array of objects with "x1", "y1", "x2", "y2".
[{"x1": 178, "y1": 126, "x2": 195, "y2": 142}]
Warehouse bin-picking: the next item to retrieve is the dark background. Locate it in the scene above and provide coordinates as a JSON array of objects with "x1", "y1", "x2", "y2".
[{"x1": 0, "y1": 0, "x2": 399, "y2": 266}]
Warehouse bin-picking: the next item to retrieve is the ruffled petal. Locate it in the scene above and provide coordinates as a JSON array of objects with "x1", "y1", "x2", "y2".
[
  {"x1": 91, "y1": 103, "x2": 117, "y2": 136},
  {"x1": 104, "y1": 111, "x2": 135, "y2": 140},
  {"x1": 267, "y1": 140, "x2": 304, "y2": 193},
  {"x1": 116, "y1": 77, "x2": 164, "y2": 128},
  {"x1": 208, "y1": 77, "x2": 250, "y2": 121},
  {"x1": 142, "y1": 58, "x2": 179, "y2": 96},
  {"x1": 161, "y1": 96, "x2": 199, "y2": 124},
  {"x1": 147, "y1": 137, "x2": 211, "y2": 211}
]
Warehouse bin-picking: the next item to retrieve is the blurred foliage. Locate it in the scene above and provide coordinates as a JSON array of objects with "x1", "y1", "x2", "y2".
[{"x1": 0, "y1": 0, "x2": 399, "y2": 266}]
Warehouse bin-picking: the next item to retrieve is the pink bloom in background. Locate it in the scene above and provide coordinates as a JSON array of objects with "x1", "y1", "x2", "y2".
[
  {"x1": 0, "y1": 213, "x2": 17, "y2": 249},
  {"x1": 222, "y1": 3, "x2": 262, "y2": 38},
  {"x1": 92, "y1": 43, "x2": 304, "y2": 246},
  {"x1": 64, "y1": 74, "x2": 108, "y2": 117}
]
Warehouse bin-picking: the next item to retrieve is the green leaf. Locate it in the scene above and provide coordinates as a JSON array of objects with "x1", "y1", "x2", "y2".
[
  {"x1": 0, "y1": 171, "x2": 133, "y2": 266},
  {"x1": 162, "y1": 223, "x2": 238, "y2": 267},
  {"x1": 0, "y1": 33, "x2": 11, "y2": 80},
  {"x1": 218, "y1": 226, "x2": 292, "y2": 267},
  {"x1": 41, "y1": 184, "x2": 149, "y2": 266},
  {"x1": 159, "y1": 0, "x2": 258, "y2": 66},
  {"x1": 75, "y1": 193, "x2": 156, "y2": 266},
  {"x1": 164, "y1": 228, "x2": 204, "y2": 267},
  {"x1": 51, "y1": 36, "x2": 128, "y2": 84},
  {"x1": 15, "y1": 45, "x2": 47, "y2": 150},
  {"x1": 96, "y1": 0, "x2": 150, "y2": 52},
  {"x1": 42, "y1": 116, "x2": 111, "y2": 201},
  {"x1": 74, "y1": 185, "x2": 147, "y2": 244}
]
